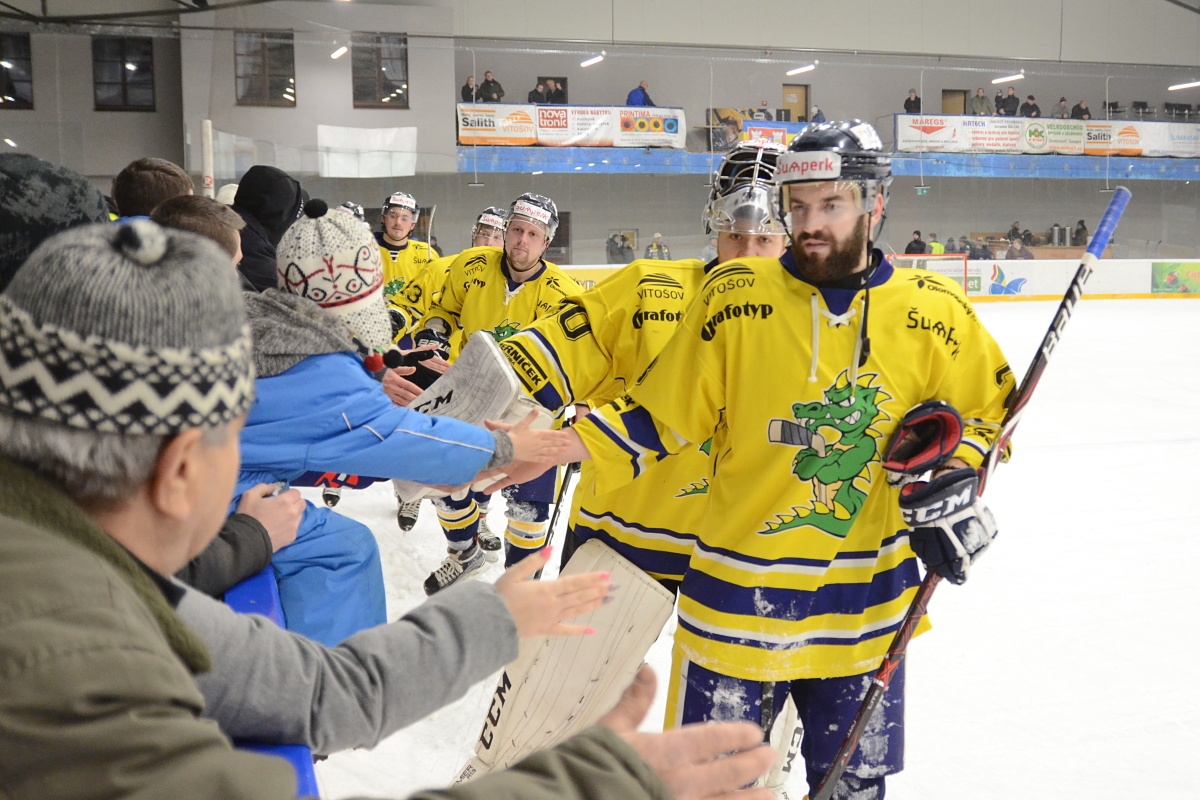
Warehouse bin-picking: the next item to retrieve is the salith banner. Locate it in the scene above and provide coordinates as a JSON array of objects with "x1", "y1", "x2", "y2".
[
  {"x1": 895, "y1": 116, "x2": 1200, "y2": 158},
  {"x1": 457, "y1": 104, "x2": 685, "y2": 148}
]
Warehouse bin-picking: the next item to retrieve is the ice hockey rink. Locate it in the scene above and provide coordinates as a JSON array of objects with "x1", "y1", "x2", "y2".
[{"x1": 307, "y1": 296, "x2": 1200, "y2": 800}]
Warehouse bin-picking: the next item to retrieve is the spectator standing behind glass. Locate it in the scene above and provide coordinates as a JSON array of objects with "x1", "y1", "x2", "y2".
[
  {"x1": 994, "y1": 89, "x2": 1004, "y2": 114},
  {"x1": 1019, "y1": 95, "x2": 1041, "y2": 117},
  {"x1": 1054, "y1": 97, "x2": 1070, "y2": 118},
  {"x1": 528, "y1": 82, "x2": 547, "y2": 103},
  {"x1": 943, "y1": 235, "x2": 958, "y2": 255},
  {"x1": 904, "y1": 89, "x2": 921, "y2": 114},
  {"x1": 606, "y1": 234, "x2": 624, "y2": 264},
  {"x1": 969, "y1": 88, "x2": 995, "y2": 116},
  {"x1": 1006, "y1": 238, "x2": 1035, "y2": 260},
  {"x1": 810, "y1": 105, "x2": 826, "y2": 123},
  {"x1": 547, "y1": 79, "x2": 567, "y2": 104},
  {"x1": 644, "y1": 232, "x2": 670, "y2": 259},
  {"x1": 904, "y1": 230, "x2": 926, "y2": 254},
  {"x1": 927, "y1": 233, "x2": 944, "y2": 255},
  {"x1": 461, "y1": 75, "x2": 478, "y2": 103},
  {"x1": 1071, "y1": 100, "x2": 1092, "y2": 120},
  {"x1": 619, "y1": 235, "x2": 635, "y2": 263},
  {"x1": 1072, "y1": 219, "x2": 1089, "y2": 246},
  {"x1": 700, "y1": 236, "x2": 718, "y2": 263},
  {"x1": 626, "y1": 80, "x2": 655, "y2": 107},
  {"x1": 998, "y1": 86, "x2": 1020, "y2": 116},
  {"x1": 1007, "y1": 221, "x2": 1022, "y2": 241},
  {"x1": 479, "y1": 71, "x2": 504, "y2": 103}
]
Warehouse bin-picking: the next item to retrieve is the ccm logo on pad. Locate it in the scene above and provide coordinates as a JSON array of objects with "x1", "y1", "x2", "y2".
[{"x1": 777, "y1": 152, "x2": 842, "y2": 180}]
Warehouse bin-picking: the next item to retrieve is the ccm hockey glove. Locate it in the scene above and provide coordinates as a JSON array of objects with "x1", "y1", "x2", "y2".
[
  {"x1": 882, "y1": 400, "x2": 964, "y2": 487},
  {"x1": 899, "y1": 467, "x2": 997, "y2": 585}
]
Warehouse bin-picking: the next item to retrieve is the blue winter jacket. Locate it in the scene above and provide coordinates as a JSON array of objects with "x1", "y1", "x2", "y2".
[{"x1": 236, "y1": 352, "x2": 495, "y2": 497}]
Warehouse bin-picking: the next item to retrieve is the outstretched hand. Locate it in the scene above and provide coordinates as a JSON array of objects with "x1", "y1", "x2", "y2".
[
  {"x1": 482, "y1": 417, "x2": 589, "y2": 494},
  {"x1": 494, "y1": 547, "x2": 612, "y2": 638},
  {"x1": 599, "y1": 666, "x2": 775, "y2": 800}
]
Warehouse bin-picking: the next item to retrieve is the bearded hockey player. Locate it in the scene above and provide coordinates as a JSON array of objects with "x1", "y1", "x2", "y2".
[
  {"x1": 409, "y1": 193, "x2": 580, "y2": 593},
  {"x1": 552, "y1": 120, "x2": 1013, "y2": 800},
  {"x1": 452, "y1": 141, "x2": 802, "y2": 790}
]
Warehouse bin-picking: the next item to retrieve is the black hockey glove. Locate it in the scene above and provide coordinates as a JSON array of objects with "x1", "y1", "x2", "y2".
[
  {"x1": 388, "y1": 307, "x2": 409, "y2": 340},
  {"x1": 382, "y1": 348, "x2": 442, "y2": 391},
  {"x1": 413, "y1": 327, "x2": 451, "y2": 360},
  {"x1": 899, "y1": 467, "x2": 997, "y2": 585},
  {"x1": 882, "y1": 401, "x2": 964, "y2": 487}
]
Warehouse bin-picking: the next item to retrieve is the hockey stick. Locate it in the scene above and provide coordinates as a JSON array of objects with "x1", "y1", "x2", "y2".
[
  {"x1": 545, "y1": 460, "x2": 580, "y2": 550},
  {"x1": 811, "y1": 185, "x2": 1132, "y2": 800}
]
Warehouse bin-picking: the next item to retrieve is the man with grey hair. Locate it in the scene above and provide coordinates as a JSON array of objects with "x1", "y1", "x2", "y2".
[{"x1": 0, "y1": 219, "x2": 775, "y2": 800}]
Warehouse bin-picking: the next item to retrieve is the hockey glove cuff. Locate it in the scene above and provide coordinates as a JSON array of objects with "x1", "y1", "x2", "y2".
[
  {"x1": 900, "y1": 467, "x2": 997, "y2": 585},
  {"x1": 882, "y1": 401, "x2": 964, "y2": 487}
]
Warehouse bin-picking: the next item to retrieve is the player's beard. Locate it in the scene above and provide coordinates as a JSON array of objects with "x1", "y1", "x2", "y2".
[{"x1": 790, "y1": 215, "x2": 869, "y2": 284}]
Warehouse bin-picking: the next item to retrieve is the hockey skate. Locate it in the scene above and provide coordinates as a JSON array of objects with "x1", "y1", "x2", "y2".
[
  {"x1": 476, "y1": 516, "x2": 501, "y2": 562},
  {"x1": 321, "y1": 485, "x2": 342, "y2": 507},
  {"x1": 396, "y1": 497, "x2": 421, "y2": 531},
  {"x1": 424, "y1": 544, "x2": 487, "y2": 595}
]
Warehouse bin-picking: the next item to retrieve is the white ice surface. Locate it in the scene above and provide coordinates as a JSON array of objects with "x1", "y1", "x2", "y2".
[{"x1": 313, "y1": 299, "x2": 1200, "y2": 800}]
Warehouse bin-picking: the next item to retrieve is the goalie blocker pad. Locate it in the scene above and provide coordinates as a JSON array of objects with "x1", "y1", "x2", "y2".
[
  {"x1": 452, "y1": 539, "x2": 675, "y2": 785},
  {"x1": 392, "y1": 331, "x2": 553, "y2": 504}
]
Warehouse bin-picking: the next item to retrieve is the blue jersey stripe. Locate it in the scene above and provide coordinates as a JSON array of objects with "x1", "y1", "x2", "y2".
[{"x1": 676, "y1": 612, "x2": 905, "y2": 652}]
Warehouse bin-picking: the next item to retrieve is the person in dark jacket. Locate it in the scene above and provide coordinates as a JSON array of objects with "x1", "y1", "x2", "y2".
[
  {"x1": 231, "y1": 165, "x2": 307, "y2": 293},
  {"x1": 903, "y1": 89, "x2": 921, "y2": 114},
  {"x1": 1071, "y1": 100, "x2": 1092, "y2": 120},
  {"x1": 461, "y1": 75, "x2": 478, "y2": 103},
  {"x1": 1072, "y1": 219, "x2": 1089, "y2": 246},
  {"x1": 606, "y1": 233, "x2": 624, "y2": 264},
  {"x1": 546, "y1": 78, "x2": 567, "y2": 104},
  {"x1": 904, "y1": 230, "x2": 926, "y2": 254},
  {"x1": 626, "y1": 81, "x2": 654, "y2": 107},
  {"x1": 528, "y1": 82, "x2": 547, "y2": 103},
  {"x1": 1019, "y1": 95, "x2": 1041, "y2": 117},
  {"x1": 478, "y1": 71, "x2": 504, "y2": 102},
  {"x1": 1005, "y1": 238, "x2": 1035, "y2": 260},
  {"x1": 998, "y1": 86, "x2": 1020, "y2": 116}
]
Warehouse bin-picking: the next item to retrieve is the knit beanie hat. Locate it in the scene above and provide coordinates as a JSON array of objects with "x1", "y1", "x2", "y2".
[
  {"x1": 0, "y1": 219, "x2": 255, "y2": 434},
  {"x1": 277, "y1": 198, "x2": 393, "y2": 353},
  {"x1": 0, "y1": 153, "x2": 111, "y2": 293}
]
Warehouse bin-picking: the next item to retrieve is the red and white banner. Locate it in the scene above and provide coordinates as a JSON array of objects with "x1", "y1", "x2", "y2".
[
  {"x1": 896, "y1": 116, "x2": 1200, "y2": 158},
  {"x1": 457, "y1": 104, "x2": 686, "y2": 148}
]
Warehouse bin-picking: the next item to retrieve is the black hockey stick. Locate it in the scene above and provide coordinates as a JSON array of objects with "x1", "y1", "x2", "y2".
[
  {"x1": 546, "y1": 460, "x2": 580, "y2": 549},
  {"x1": 811, "y1": 185, "x2": 1132, "y2": 800}
]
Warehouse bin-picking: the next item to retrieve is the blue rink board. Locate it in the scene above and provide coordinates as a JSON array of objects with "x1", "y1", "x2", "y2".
[{"x1": 457, "y1": 145, "x2": 1200, "y2": 180}]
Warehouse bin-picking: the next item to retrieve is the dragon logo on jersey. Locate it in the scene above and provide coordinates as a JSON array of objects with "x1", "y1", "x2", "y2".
[
  {"x1": 760, "y1": 370, "x2": 891, "y2": 538},
  {"x1": 384, "y1": 277, "x2": 406, "y2": 299},
  {"x1": 675, "y1": 438, "x2": 713, "y2": 497},
  {"x1": 491, "y1": 320, "x2": 521, "y2": 342}
]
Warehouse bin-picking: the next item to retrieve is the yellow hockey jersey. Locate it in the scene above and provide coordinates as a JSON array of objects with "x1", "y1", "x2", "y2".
[
  {"x1": 574, "y1": 254, "x2": 1015, "y2": 682},
  {"x1": 497, "y1": 259, "x2": 711, "y2": 581},
  {"x1": 420, "y1": 247, "x2": 581, "y2": 351},
  {"x1": 393, "y1": 253, "x2": 455, "y2": 343},
  {"x1": 379, "y1": 235, "x2": 435, "y2": 338}
]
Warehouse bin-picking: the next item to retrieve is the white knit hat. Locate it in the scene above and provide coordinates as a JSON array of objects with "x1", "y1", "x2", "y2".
[{"x1": 276, "y1": 199, "x2": 392, "y2": 352}]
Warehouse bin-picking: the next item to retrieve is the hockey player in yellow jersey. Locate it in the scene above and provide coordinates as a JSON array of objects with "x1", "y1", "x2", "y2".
[
  {"x1": 377, "y1": 191, "x2": 434, "y2": 345},
  {"x1": 548, "y1": 121, "x2": 1014, "y2": 800},
  {"x1": 389, "y1": 206, "x2": 510, "y2": 532},
  {"x1": 410, "y1": 193, "x2": 581, "y2": 594}
]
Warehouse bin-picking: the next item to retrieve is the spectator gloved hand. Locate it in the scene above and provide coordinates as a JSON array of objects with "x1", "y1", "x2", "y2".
[
  {"x1": 899, "y1": 467, "x2": 998, "y2": 585},
  {"x1": 235, "y1": 483, "x2": 304, "y2": 552}
]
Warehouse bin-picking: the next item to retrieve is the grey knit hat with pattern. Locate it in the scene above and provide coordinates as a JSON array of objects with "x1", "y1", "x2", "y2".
[{"x1": 0, "y1": 219, "x2": 255, "y2": 434}]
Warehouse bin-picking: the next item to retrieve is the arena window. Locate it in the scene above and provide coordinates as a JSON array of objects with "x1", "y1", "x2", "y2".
[
  {"x1": 0, "y1": 33, "x2": 33, "y2": 110},
  {"x1": 92, "y1": 36, "x2": 155, "y2": 112},
  {"x1": 351, "y1": 33, "x2": 409, "y2": 109},
  {"x1": 234, "y1": 30, "x2": 296, "y2": 107}
]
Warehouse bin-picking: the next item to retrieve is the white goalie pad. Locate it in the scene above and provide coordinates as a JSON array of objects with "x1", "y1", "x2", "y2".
[
  {"x1": 452, "y1": 539, "x2": 675, "y2": 785},
  {"x1": 762, "y1": 693, "x2": 804, "y2": 799},
  {"x1": 393, "y1": 331, "x2": 553, "y2": 503}
]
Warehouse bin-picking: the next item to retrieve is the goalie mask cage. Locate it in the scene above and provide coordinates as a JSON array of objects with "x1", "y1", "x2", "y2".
[{"x1": 889, "y1": 253, "x2": 978, "y2": 295}]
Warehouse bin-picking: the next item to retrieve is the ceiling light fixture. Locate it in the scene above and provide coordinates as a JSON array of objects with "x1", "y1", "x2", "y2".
[
  {"x1": 1168, "y1": 80, "x2": 1200, "y2": 91},
  {"x1": 786, "y1": 60, "x2": 818, "y2": 76},
  {"x1": 580, "y1": 51, "x2": 605, "y2": 68},
  {"x1": 330, "y1": 46, "x2": 348, "y2": 60},
  {"x1": 991, "y1": 70, "x2": 1025, "y2": 85}
]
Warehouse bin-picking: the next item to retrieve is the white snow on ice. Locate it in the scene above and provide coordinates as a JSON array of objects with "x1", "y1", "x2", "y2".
[{"x1": 310, "y1": 298, "x2": 1200, "y2": 800}]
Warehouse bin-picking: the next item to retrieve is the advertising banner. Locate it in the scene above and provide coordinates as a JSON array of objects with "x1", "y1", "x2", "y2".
[
  {"x1": 536, "y1": 105, "x2": 616, "y2": 146},
  {"x1": 1150, "y1": 261, "x2": 1200, "y2": 294},
  {"x1": 457, "y1": 104, "x2": 538, "y2": 146},
  {"x1": 612, "y1": 107, "x2": 686, "y2": 148},
  {"x1": 896, "y1": 115, "x2": 1200, "y2": 158}
]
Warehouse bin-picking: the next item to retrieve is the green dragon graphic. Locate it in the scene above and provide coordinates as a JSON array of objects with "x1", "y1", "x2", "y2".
[
  {"x1": 761, "y1": 371, "x2": 890, "y2": 538},
  {"x1": 675, "y1": 438, "x2": 713, "y2": 497},
  {"x1": 384, "y1": 278, "x2": 406, "y2": 299},
  {"x1": 491, "y1": 321, "x2": 521, "y2": 342}
]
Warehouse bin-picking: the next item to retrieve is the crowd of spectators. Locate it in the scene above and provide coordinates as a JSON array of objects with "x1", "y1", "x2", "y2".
[
  {"x1": 461, "y1": 71, "x2": 660, "y2": 107},
  {"x1": 910, "y1": 87, "x2": 1094, "y2": 119},
  {"x1": 903, "y1": 218, "x2": 1091, "y2": 260}
]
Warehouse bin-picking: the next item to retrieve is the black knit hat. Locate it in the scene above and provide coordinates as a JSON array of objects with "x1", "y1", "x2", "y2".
[{"x1": 0, "y1": 153, "x2": 110, "y2": 292}]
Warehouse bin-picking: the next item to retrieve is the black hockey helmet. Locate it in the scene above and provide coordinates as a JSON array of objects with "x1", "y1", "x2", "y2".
[
  {"x1": 508, "y1": 192, "x2": 558, "y2": 240},
  {"x1": 702, "y1": 140, "x2": 787, "y2": 235}
]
